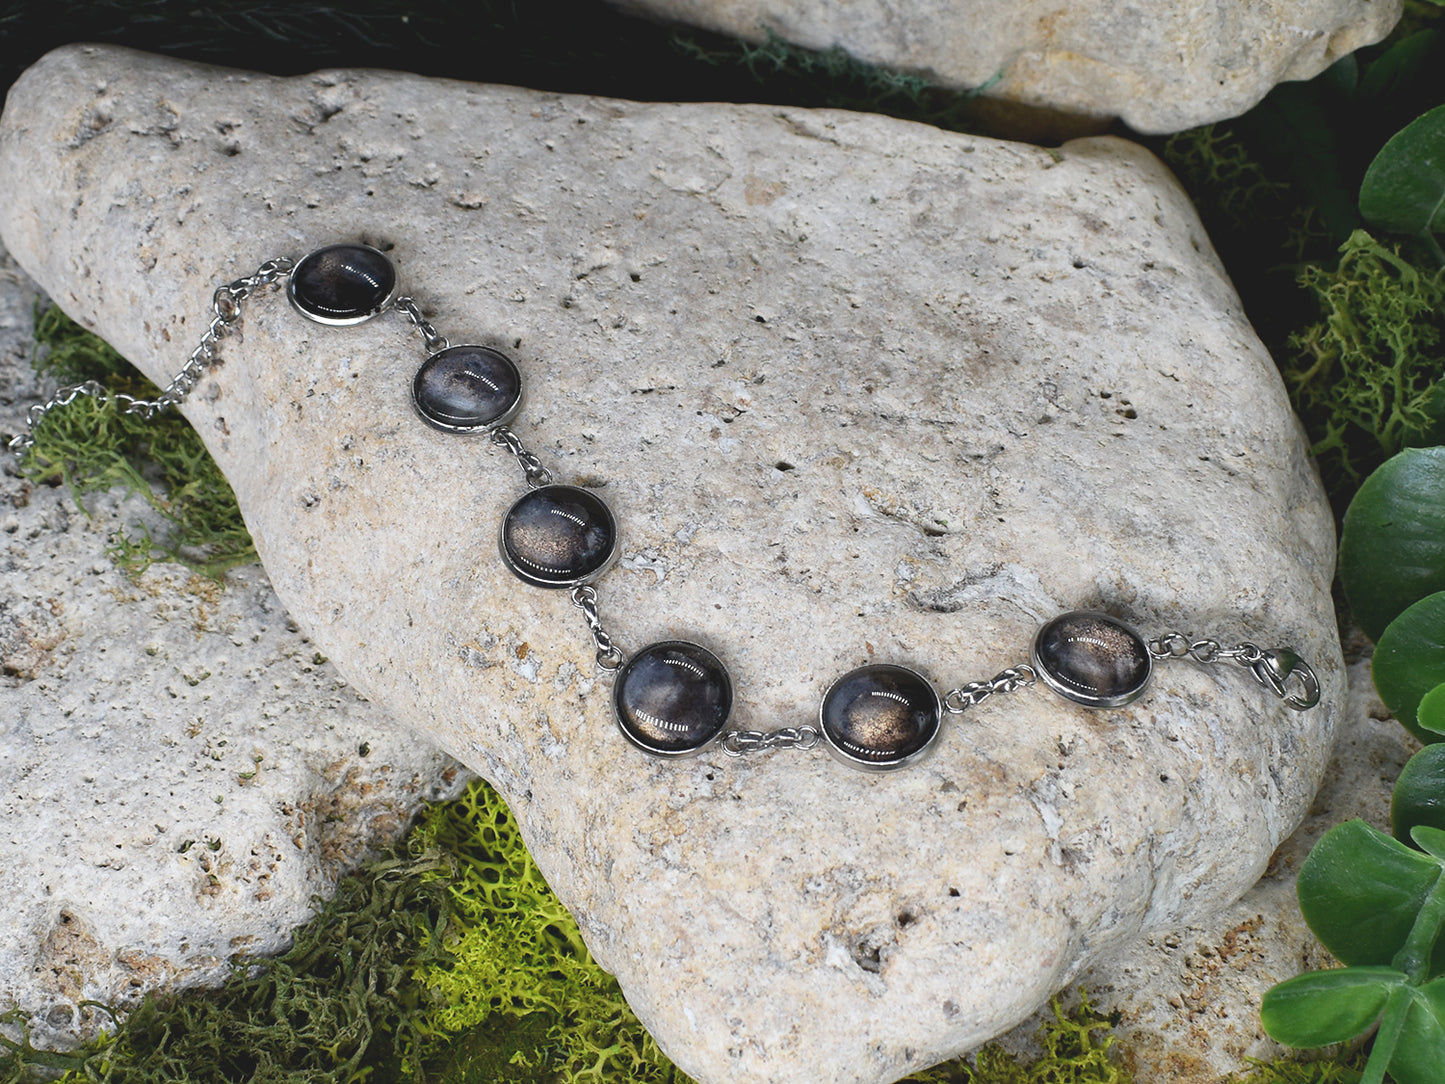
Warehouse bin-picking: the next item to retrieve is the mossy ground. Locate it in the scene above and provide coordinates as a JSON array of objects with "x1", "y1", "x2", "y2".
[
  {"x1": 0, "y1": 779, "x2": 1145, "y2": 1084},
  {"x1": 2, "y1": 1, "x2": 1443, "y2": 1082}
]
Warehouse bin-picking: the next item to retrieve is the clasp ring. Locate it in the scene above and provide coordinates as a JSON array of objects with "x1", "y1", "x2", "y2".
[{"x1": 1250, "y1": 649, "x2": 1321, "y2": 711}]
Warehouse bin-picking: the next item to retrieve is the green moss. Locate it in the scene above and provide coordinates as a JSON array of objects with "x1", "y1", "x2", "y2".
[
  {"x1": 1163, "y1": 126, "x2": 1300, "y2": 249},
  {"x1": 21, "y1": 304, "x2": 255, "y2": 577},
  {"x1": 1281, "y1": 229, "x2": 1445, "y2": 493},
  {"x1": 1226, "y1": 1049, "x2": 1368, "y2": 1083},
  {"x1": 1159, "y1": 124, "x2": 1336, "y2": 361},
  {"x1": 410, "y1": 781, "x2": 1133, "y2": 1084},
  {"x1": 896, "y1": 993, "x2": 1129, "y2": 1083},
  {"x1": 0, "y1": 778, "x2": 1146, "y2": 1084},
  {"x1": 0, "y1": 850, "x2": 454, "y2": 1084},
  {"x1": 1161, "y1": 128, "x2": 1445, "y2": 504},
  {"x1": 408, "y1": 780, "x2": 691, "y2": 1083}
]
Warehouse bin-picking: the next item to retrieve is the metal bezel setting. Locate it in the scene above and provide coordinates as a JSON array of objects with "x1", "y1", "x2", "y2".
[
  {"x1": 411, "y1": 344, "x2": 524, "y2": 433},
  {"x1": 613, "y1": 639, "x2": 734, "y2": 758},
  {"x1": 498, "y1": 484, "x2": 620, "y2": 590},
  {"x1": 1031, "y1": 610, "x2": 1153, "y2": 709},
  {"x1": 818, "y1": 663, "x2": 943, "y2": 772},
  {"x1": 286, "y1": 243, "x2": 399, "y2": 326}
]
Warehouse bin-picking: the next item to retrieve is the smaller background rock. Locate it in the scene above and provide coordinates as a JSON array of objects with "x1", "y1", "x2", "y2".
[
  {"x1": 611, "y1": 0, "x2": 1401, "y2": 134},
  {"x1": 0, "y1": 243, "x2": 469, "y2": 1052}
]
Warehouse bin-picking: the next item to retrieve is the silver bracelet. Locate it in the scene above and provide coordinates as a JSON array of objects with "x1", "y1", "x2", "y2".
[{"x1": 10, "y1": 242, "x2": 1322, "y2": 773}]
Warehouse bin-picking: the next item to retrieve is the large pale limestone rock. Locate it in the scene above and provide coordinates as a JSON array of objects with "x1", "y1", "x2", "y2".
[
  {"x1": 1040, "y1": 639, "x2": 1409, "y2": 1080},
  {"x1": 615, "y1": 0, "x2": 1400, "y2": 134},
  {"x1": 0, "y1": 45, "x2": 1343, "y2": 1084},
  {"x1": 0, "y1": 242, "x2": 468, "y2": 1052}
]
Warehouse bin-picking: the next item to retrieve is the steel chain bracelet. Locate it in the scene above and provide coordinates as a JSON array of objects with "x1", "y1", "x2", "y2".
[{"x1": 8, "y1": 242, "x2": 1323, "y2": 772}]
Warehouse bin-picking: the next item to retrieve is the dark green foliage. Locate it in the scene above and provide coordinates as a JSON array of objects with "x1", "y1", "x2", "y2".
[
  {"x1": 1394, "y1": 743, "x2": 1445, "y2": 845},
  {"x1": 1373, "y1": 592, "x2": 1445, "y2": 744},
  {"x1": 1360, "y1": 104, "x2": 1445, "y2": 245},
  {"x1": 1262, "y1": 820, "x2": 1445, "y2": 1084},
  {"x1": 1293, "y1": 820, "x2": 1444, "y2": 971},
  {"x1": 1161, "y1": 126, "x2": 1312, "y2": 256},
  {"x1": 20, "y1": 304, "x2": 255, "y2": 576},
  {"x1": 1159, "y1": 9, "x2": 1445, "y2": 509}
]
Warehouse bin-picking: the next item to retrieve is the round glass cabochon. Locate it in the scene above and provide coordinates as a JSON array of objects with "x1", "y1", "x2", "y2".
[
  {"x1": 412, "y1": 345, "x2": 522, "y2": 432},
  {"x1": 499, "y1": 485, "x2": 618, "y2": 589},
  {"x1": 613, "y1": 640, "x2": 733, "y2": 757},
  {"x1": 819, "y1": 663, "x2": 941, "y2": 770},
  {"x1": 287, "y1": 243, "x2": 398, "y2": 326},
  {"x1": 1031, "y1": 611, "x2": 1152, "y2": 708}
]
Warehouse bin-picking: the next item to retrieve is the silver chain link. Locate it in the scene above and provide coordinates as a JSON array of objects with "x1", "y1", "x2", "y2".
[
  {"x1": 569, "y1": 584, "x2": 624, "y2": 673},
  {"x1": 1148, "y1": 633, "x2": 1261, "y2": 665},
  {"x1": 720, "y1": 726, "x2": 821, "y2": 756},
  {"x1": 8, "y1": 256, "x2": 295, "y2": 458},
  {"x1": 490, "y1": 425, "x2": 554, "y2": 488},
  {"x1": 393, "y1": 295, "x2": 449, "y2": 353},
  {"x1": 1149, "y1": 631, "x2": 1320, "y2": 710},
  {"x1": 943, "y1": 664, "x2": 1037, "y2": 714}
]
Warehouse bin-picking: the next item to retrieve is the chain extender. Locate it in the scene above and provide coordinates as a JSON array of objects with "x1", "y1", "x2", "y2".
[
  {"x1": 7, "y1": 257, "x2": 294, "y2": 457},
  {"x1": 1149, "y1": 631, "x2": 1321, "y2": 710}
]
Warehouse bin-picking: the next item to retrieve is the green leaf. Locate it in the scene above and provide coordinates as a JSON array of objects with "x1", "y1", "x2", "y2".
[
  {"x1": 1340, "y1": 448, "x2": 1445, "y2": 643},
  {"x1": 1320, "y1": 53, "x2": 1359, "y2": 99},
  {"x1": 1402, "y1": 383, "x2": 1445, "y2": 450},
  {"x1": 1395, "y1": 745, "x2": 1445, "y2": 845},
  {"x1": 1389, "y1": 978, "x2": 1445, "y2": 1084},
  {"x1": 1360, "y1": 104, "x2": 1445, "y2": 236},
  {"x1": 1298, "y1": 820, "x2": 1442, "y2": 965},
  {"x1": 1238, "y1": 81, "x2": 1361, "y2": 243},
  {"x1": 1375, "y1": 593, "x2": 1445, "y2": 745},
  {"x1": 1261, "y1": 966, "x2": 1401, "y2": 1047},
  {"x1": 1360, "y1": 31, "x2": 1440, "y2": 104},
  {"x1": 1421, "y1": 683, "x2": 1445, "y2": 736},
  {"x1": 1414, "y1": 825, "x2": 1445, "y2": 863}
]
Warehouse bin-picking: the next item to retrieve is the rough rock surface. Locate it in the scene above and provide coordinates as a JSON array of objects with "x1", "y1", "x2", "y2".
[
  {"x1": 615, "y1": 0, "x2": 1400, "y2": 134},
  {"x1": 0, "y1": 46, "x2": 1344, "y2": 1084},
  {"x1": 1042, "y1": 639, "x2": 1409, "y2": 1080},
  {"x1": 0, "y1": 241, "x2": 468, "y2": 1052}
]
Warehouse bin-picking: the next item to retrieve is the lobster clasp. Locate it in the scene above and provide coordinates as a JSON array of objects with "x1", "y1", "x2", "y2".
[{"x1": 1251, "y1": 648, "x2": 1321, "y2": 711}]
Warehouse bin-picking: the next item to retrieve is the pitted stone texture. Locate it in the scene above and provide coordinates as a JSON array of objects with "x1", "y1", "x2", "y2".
[
  {"x1": 1017, "y1": 640, "x2": 1409, "y2": 1081},
  {"x1": 614, "y1": 0, "x2": 1400, "y2": 134},
  {"x1": 0, "y1": 46, "x2": 1343, "y2": 1084},
  {"x1": 0, "y1": 242, "x2": 468, "y2": 1052}
]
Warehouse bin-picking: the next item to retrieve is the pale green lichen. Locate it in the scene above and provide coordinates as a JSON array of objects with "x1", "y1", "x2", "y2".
[
  {"x1": 898, "y1": 993, "x2": 1130, "y2": 1083},
  {"x1": 1225, "y1": 1050, "x2": 1369, "y2": 1083},
  {"x1": 408, "y1": 780, "x2": 691, "y2": 1082},
  {"x1": 409, "y1": 781, "x2": 1134, "y2": 1083},
  {"x1": 1283, "y1": 229, "x2": 1445, "y2": 491},
  {"x1": 1, "y1": 776, "x2": 1373, "y2": 1084}
]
